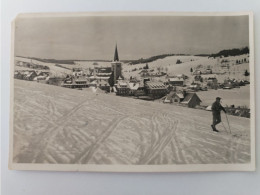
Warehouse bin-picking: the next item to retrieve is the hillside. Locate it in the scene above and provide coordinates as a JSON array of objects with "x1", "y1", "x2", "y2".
[
  {"x1": 13, "y1": 80, "x2": 250, "y2": 164},
  {"x1": 122, "y1": 54, "x2": 250, "y2": 83}
]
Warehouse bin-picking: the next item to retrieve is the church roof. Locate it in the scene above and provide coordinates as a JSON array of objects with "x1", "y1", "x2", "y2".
[{"x1": 114, "y1": 44, "x2": 119, "y2": 61}]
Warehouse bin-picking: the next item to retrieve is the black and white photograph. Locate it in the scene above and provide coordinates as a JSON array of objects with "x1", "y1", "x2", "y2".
[{"x1": 9, "y1": 12, "x2": 255, "y2": 172}]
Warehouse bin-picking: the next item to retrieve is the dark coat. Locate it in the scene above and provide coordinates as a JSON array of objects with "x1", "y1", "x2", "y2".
[{"x1": 212, "y1": 101, "x2": 226, "y2": 115}]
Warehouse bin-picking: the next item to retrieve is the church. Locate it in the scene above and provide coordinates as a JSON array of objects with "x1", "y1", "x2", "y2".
[
  {"x1": 88, "y1": 44, "x2": 123, "y2": 87},
  {"x1": 110, "y1": 44, "x2": 123, "y2": 86}
]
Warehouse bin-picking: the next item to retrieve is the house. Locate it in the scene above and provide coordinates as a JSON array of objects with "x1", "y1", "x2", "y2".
[
  {"x1": 115, "y1": 81, "x2": 130, "y2": 96},
  {"x1": 207, "y1": 77, "x2": 218, "y2": 89},
  {"x1": 35, "y1": 75, "x2": 47, "y2": 81},
  {"x1": 36, "y1": 71, "x2": 50, "y2": 77},
  {"x1": 98, "y1": 80, "x2": 110, "y2": 92},
  {"x1": 152, "y1": 72, "x2": 167, "y2": 77},
  {"x1": 89, "y1": 80, "x2": 98, "y2": 87},
  {"x1": 164, "y1": 91, "x2": 184, "y2": 103},
  {"x1": 176, "y1": 74, "x2": 188, "y2": 79},
  {"x1": 129, "y1": 77, "x2": 139, "y2": 83},
  {"x1": 128, "y1": 82, "x2": 140, "y2": 95},
  {"x1": 189, "y1": 83, "x2": 201, "y2": 91},
  {"x1": 205, "y1": 68, "x2": 213, "y2": 74},
  {"x1": 134, "y1": 87, "x2": 146, "y2": 97},
  {"x1": 74, "y1": 76, "x2": 88, "y2": 88},
  {"x1": 168, "y1": 77, "x2": 184, "y2": 86},
  {"x1": 89, "y1": 67, "x2": 112, "y2": 82},
  {"x1": 61, "y1": 76, "x2": 88, "y2": 88},
  {"x1": 139, "y1": 69, "x2": 150, "y2": 77},
  {"x1": 193, "y1": 70, "x2": 202, "y2": 75},
  {"x1": 48, "y1": 76, "x2": 64, "y2": 86},
  {"x1": 24, "y1": 71, "x2": 37, "y2": 81},
  {"x1": 194, "y1": 75, "x2": 203, "y2": 82},
  {"x1": 14, "y1": 71, "x2": 24, "y2": 79},
  {"x1": 34, "y1": 71, "x2": 49, "y2": 81},
  {"x1": 181, "y1": 93, "x2": 202, "y2": 108},
  {"x1": 145, "y1": 81, "x2": 167, "y2": 99}
]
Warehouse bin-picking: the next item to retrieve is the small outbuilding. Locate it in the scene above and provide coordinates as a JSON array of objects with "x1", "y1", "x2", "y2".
[
  {"x1": 164, "y1": 91, "x2": 184, "y2": 103},
  {"x1": 168, "y1": 77, "x2": 184, "y2": 86},
  {"x1": 181, "y1": 93, "x2": 202, "y2": 108}
]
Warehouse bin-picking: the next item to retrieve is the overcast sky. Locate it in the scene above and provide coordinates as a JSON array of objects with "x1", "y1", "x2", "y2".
[{"x1": 15, "y1": 15, "x2": 249, "y2": 60}]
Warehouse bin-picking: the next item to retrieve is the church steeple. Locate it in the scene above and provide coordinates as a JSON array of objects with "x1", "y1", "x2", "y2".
[{"x1": 114, "y1": 44, "x2": 119, "y2": 62}]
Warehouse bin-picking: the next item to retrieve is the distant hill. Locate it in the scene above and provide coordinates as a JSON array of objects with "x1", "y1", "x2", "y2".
[
  {"x1": 209, "y1": 47, "x2": 249, "y2": 58},
  {"x1": 16, "y1": 46, "x2": 249, "y2": 65},
  {"x1": 16, "y1": 56, "x2": 76, "y2": 65},
  {"x1": 128, "y1": 54, "x2": 189, "y2": 65},
  {"x1": 16, "y1": 56, "x2": 111, "y2": 64}
]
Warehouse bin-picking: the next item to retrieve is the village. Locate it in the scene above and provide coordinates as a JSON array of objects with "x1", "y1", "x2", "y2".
[
  {"x1": 14, "y1": 45, "x2": 250, "y2": 118},
  {"x1": 11, "y1": 13, "x2": 253, "y2": 171}
]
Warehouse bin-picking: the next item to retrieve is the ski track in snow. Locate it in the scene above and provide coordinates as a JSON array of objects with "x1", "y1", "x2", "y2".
[{"x1": 13, "y1": 80, "x2": 251, "y2": 164}]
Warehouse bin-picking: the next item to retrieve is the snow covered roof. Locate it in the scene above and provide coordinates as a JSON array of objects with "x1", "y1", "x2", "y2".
[
  {"x1": 89, "y1": 76, "x2": 110, "y2": 80},
  {"x1": 190, "y1": 83, "x2": 200, "y2": 87},
  {"x1": 176, "y1": 74, "x2": 186, "y2": 78},
  {"x1": 139, "y1": 69, "x2": 149, "y2": 74},
  {"x1": 118, "y1": 82, "x2": 128, "y2": 87},
  {"x1": 96, "y1": 67, "x2": 112, "y2": 73},
  {"x1": 128, "y1": 83, "x2": 140, "y2": 90},
  {"x1": 75, "y1": 76, "x2": 87, "y2": 82},
  {"x1": 98, "y1": 80, "x2": 109, "y2": 86},
  {"x1": 145, "y1": 82, "x2": 166, "y2": 89},
  {"x1": 25, "y1": 71, "x2": 36, "y2": 78},
  {"x1": 169, "y1": 78, "x2": 184, "y2": 82},
  {"x1": 96, "y1": 72, "x2": 112, "y2": 76},
  {"x1": 176, "y1": 93, "x2": 184, "y2": 99},
  {"x1": 181, "y1": 93, "x2": 201, "y2": 104},
  {"x1": 166, "y1": 91, "x2": 184, "y2": 100},
  {"x1": 117, "y1": 76, "x2": 123, "y2": 80}
]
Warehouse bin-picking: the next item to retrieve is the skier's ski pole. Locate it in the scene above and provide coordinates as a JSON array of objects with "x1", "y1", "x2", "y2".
[
  {"x1": 225, "y1": 113, "x2": 231, "y2": 134},
  {"x1": 221, "y1": 121, "x2": 228, "y2": 133}
]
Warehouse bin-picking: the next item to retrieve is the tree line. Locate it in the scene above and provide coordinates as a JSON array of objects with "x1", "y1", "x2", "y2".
[
  {"x1": 209, "y1": 47, "x2": 249, "y2": 58},
  {"x1": 129, "y1": 54, "x2": 187, "y2": 65}
]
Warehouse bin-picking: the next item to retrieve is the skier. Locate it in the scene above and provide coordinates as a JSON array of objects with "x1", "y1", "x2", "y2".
[{"x1": 211, "y1": 97, "x2": 226, "y2": 132}]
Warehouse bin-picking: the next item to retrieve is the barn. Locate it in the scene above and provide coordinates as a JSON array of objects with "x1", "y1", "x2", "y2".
[
  {"x1": 181, "y1": 93, "x2": 202, "y2": 108},
  {"x1": 168, "y1": 77, "x2": 184, "y2": 86},
  {"x1": 164, "y1": 91, "x2": 184, "y2": 103}
]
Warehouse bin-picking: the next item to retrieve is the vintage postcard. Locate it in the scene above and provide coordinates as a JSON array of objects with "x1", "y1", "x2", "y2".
[{"x1": 9, "y1": 12, "x2": 255, "y2": 172}]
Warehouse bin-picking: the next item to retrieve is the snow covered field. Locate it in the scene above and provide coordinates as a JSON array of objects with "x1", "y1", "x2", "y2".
[
  {"x1": 13, "y1": 80, "x2": 251, "y2": 165},
  {"x1": 197, "y1": 86, "x2": 250, "y2": 107},
  {"x1": 15, "y1": 56, "x2": 72, "y2": 76}
]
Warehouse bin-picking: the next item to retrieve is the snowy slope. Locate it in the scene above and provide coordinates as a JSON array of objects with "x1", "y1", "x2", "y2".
[
  {"x1": 122, "y1": 54, "x2": 250, "y2": 83},
  {"x1": 13, "y1": 80, "x2": 250, "y2": 164}
]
